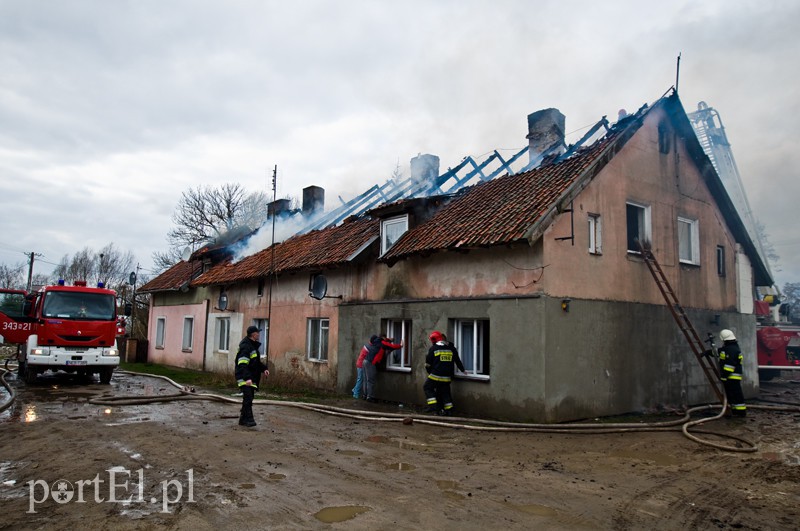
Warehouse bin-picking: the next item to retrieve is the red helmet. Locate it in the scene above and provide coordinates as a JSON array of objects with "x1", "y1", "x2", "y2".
[{"x1": 429, "y1": 331, "x2": 444, "y2": 344}]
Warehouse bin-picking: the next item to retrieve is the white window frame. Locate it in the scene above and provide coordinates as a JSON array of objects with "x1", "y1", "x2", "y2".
[
  {"x1": 588, "y1": 213, "x2": 602, "y2": 254},
  {"x1": 217, "y1": 317, "x2": 231, "y2": 352},
  {"x1": 677, "y1": 217, "x2": 700, "y2": 265},
  {"x1": 381, "y1": 215, "x2": 409, "y2": 255},
  {"x1": 385, "y1": 319, "x2": 412, "y2": 372},
  {"x1": 253, "y1": 319, "x2": 269, "y2": 356},
  {"x1": 453, "y1": 319, "x2": 490, "y2": 380},
  {"x1": 626, "y1": 201, "x2": 652, "y2": 254},
  {"x1": 155, "y1": 317, "x2": 166, "y2": 349},
  {"x1": 307, "y1": 318, "x2": 329, "y2": 362},
  {"x1": 182, "y1": 317, "x2": 194, "y2": 351}
]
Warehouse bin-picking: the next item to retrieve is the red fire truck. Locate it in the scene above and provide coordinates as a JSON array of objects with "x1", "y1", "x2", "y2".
[
  {"x1": 755, "y1": 298, "x2": 800, "y2": 381},
  {"x1": 0, "y1": 280, "x2": 128, "y2": 384}
]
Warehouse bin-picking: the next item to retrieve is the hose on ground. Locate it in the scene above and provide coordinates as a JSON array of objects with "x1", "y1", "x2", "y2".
[
  {"x1": 83, "y1": 370, "x2": 767, "y2": 452},
  {"x1": 0, "y1": 367, "x2": 16, "y2": 414}
]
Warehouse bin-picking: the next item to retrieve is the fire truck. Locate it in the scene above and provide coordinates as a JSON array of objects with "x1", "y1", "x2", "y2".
[
  {"x1": 755, "y1": 296, "x2": 800, "y2": 381},
  {"x1": 0, "y1": 280, "x2": 129, "y2": 384}
]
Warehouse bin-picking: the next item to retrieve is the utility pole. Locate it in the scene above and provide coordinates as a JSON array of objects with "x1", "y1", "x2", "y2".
[
  {"x1": 265, "y1": 165, "x2": 277, "y2": 368},
  {"x1": 25, "y1": 252, "x2": 41, "y2": 292}
]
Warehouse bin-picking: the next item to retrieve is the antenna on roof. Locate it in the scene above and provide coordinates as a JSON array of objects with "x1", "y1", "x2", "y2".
[{"x1": 675, "y1": 52, "x2": 682, "y2": 94}]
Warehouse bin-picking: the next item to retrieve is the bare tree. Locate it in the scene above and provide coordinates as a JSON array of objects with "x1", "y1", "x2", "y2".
[
  {"x1": 52, "y1": 245, "x2": 134, "y2": 293},
  {"x1": 153, "y1": 183, "x2": 269, "y2": 272},
  {"x1": 0, "y1": 262, "x2": 24, "y2": 289}
]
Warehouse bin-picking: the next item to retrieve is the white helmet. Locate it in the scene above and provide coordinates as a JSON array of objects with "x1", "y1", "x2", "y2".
[{"x1": 720, "y1": 329, "x2": 736, "y2": 342}]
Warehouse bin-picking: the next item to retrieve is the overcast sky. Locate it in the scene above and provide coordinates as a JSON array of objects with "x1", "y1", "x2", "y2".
[{"x1": 1, "y1": 0, "x2": 798, "y2": 288}]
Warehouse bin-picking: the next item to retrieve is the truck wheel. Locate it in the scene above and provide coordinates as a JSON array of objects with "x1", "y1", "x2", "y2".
[
  {"x1": 99, "y1": 367, "x2": 114, "y2": 385},
  {"x1": 23, "y1": 364, "x2": 39, "y2": 384}
]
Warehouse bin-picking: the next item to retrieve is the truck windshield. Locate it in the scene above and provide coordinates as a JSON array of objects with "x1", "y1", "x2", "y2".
[{"x1": 42, "y1": 292, "x2": 116, "y2": 321}]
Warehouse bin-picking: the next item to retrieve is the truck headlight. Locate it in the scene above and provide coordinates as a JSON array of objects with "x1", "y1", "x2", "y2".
[
  {"x1": 32, "y1": 348, "x2": 45, "y2": 355},
  {"x1": 104, "y1": 348, "x2": 118, "y2": 357}
]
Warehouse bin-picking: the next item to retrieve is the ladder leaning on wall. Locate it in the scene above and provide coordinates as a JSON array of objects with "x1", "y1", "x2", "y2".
[{"x1": 637, "y1": 240, "x2": 725, "y2": 403}]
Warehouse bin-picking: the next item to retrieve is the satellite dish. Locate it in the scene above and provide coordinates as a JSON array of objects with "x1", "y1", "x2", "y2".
[
  {"x1": 181, "y1": 246, "x2": 192, "y2": 261},
  {"x1": 309, "y1": 274, "x2": 327, "y2": 300},
  {"x1": 218, "y1": 291, "x2": 228, "y2": 311}
]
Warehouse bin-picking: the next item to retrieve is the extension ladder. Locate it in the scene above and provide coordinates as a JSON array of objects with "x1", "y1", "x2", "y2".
[{"x1": 637, "y1": 242, "x2": 725, "y2": 402}]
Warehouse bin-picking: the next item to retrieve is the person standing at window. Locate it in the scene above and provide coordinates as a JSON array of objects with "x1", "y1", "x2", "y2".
[
  {"x1": 363, "y1": 335, "x2": 402, "y2": 402},
  {"x1": 424, "y1": 331, "x2": 465, "y2": 415},
  {"x1": 235, "y1": 326, "x2": 270, "y2": 427},
  {"x1": 352, "y1": 343, "x2": 369, "y2": 399}
]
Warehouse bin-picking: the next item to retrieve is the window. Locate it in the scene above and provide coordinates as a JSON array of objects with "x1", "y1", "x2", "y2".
[
  {"x1": 253, "y1": 319, "x2": 269, "y2": 356},
  {"x1": 257, "y1": 278, "x2": 265, "y2": 297},
  {"x1": 384, "y1": 319, "x2": 412, "y2": 371},
  {"x1": 307, "y1": 318, "x2": 329, "y2": 362},
  {"x1": 716, "y1": 245, "x2": 726, "y2": 277},
  {"x1": 588, "y1": 214, "x2": 602, "y2": 254},
  {"x1": 658, "y1": 121, "x2": 671, "y2": 154},
  {"x1": 155, "y1": 317, "x2": 166, "y2": 349},
  {"x1": 453, "y1": 319, "x2": 490, "y2": 379},
  {"x1": 217, "y1": 317, "x2": 231, "y2": 352},
  {"x1": 381, "y1": 215, "x2": 409, "y2": 255},
  {"x1": 182, "y1": 317, "x2": 194, "y2": 351},
  {"x1": 626, "y1": 202, "x2": 651, "y2": 253},
  {"x1": 678, "y1": 217, "x2": 700, "y2": 265}
]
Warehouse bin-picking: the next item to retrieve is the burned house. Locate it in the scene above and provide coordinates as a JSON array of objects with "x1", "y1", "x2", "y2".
[{"x1": 140, "y1": 90, "x2": 770, "y2": 422}]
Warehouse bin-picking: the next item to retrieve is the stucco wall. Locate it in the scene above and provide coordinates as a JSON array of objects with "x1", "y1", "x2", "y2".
[
  {"x1": 146, "y1": 298, "x2": 208, "y2": 370},
  {"x1": 338, "y1": 294, "x2": 757, "y2": 422}
]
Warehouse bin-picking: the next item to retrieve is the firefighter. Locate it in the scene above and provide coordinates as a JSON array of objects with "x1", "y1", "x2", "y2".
[
  {"x1": 235, "y1": 326, "x2": 270, "y2": 427},
  {"x1": 718, "y1": 329, "x2": 746, "y2": 417},
  {"x1": 424, "y1": 330, "x2": 465, "y2": 415}
]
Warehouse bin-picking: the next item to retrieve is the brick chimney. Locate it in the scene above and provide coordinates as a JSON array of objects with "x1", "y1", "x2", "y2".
[
  {"x1": 302, "y1": 185, "x2": 324, "y2": 217},
  {"x1": 527, "y1": 108, "x2": 566, "y2": 164},
  {"x1": 410, "y1": 154, "x2": 440, "y2": 182}
]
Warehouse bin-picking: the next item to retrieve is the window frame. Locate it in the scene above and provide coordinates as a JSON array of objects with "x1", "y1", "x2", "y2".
[
  {"x1": 253, "y1": 319, "x2": 269, "y2": 356},
  {"x1": 155, "y1": 317, "x2": 166, "y2": 349},
  {"x1": 182, "y1": 316, "x2": 194, "y2": 352},
  {"x1": 677, "y1": 216, "x2": 700, "y2": 265},
  {"x1": 588, "y1": 213, "x2": 602, "y2": 255},
  {"x1": 381, "y1": 215, "x2": 409, "y2": 255},
  {"x1": 306, "y1": 318, "x2": 330, "y2": 362},
  {"x1": 216, "y1": 316, "x2": 231, "y2": 352},
  {"x1": 384, "y1": 319, "x2": 412, "y2": 372},
  {"x1": 452, "y1": 319, "x2": 490, "y2": 380},
  {"x1": 716, "y1": 245, "x2": 726, "y2": 277},
  {"x1": 626, "y1": 201, "x2": 652, "y2": 254}
]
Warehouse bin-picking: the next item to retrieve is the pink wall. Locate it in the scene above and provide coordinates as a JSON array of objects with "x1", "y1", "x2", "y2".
[{"x1": 147, "y1": 300, "x2": 208, "y2": 370}]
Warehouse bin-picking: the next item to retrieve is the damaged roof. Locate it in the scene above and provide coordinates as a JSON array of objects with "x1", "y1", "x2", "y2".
[
  {"x1": 138, "y1": 259, "x2": 203, "y2": 294},
  {"x1": 192, "y1": 216, "x2": 379, "y2": 286}
]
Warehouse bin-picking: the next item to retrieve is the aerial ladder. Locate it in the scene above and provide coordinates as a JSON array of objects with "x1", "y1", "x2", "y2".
[{"x1": 637, "y1": 241, "x2": 725, "y2": 403}]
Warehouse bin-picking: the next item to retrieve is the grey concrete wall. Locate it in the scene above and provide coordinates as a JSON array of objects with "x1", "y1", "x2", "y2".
[{"x1": 338, "y1": 295, "x2": 757, "y2": 422}]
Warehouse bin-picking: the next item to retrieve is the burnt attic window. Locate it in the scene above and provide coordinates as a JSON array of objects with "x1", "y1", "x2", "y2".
[
  {"x1": 381, "y1": 215, "x2": 409, "y2": 255},
  {"x1": 658, "y1": 121, "x2": 671, "y2": 154}
]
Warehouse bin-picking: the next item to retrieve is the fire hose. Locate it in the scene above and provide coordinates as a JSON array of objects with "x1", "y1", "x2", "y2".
[{"x1": 86, "y1": 370, "x2": 769, "y2": 453}]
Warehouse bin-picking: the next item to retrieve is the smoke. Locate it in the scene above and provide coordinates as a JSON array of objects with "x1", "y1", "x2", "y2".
[{"x1": 229, "y1": 209, "x2": 326, "y2": 262}]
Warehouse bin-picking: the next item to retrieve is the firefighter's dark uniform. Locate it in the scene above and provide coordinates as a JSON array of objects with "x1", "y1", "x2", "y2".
[
  {"x1": 424, "y1": 341, "x2": 465, "y2": 414},
  {"x1": 718, "y1": 340, "x2": 746, "y2": 417},
  {"x1": 235, "y1": 335, "x2": 264, "y2": 426}
]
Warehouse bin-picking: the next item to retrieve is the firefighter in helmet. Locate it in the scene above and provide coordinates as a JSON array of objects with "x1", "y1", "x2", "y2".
[
  {"x1": 424, "y1": 330, "x2": 465, "y2": 415},
  {"x1": 718, "y1": 329, "x2": 746, "y2": 417}
]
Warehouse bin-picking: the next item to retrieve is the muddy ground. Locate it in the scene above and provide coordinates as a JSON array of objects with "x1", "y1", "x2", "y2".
[{"x1": 1, "y1": 369, "x2": 799, "y2": 531}]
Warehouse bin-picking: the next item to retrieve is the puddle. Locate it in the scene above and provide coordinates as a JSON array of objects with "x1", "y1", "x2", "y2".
[
  {"x1": 313, "y1": 505, "x2": 370, "y2": 523},
  {"x1": 443, "y1": 491, "x2": 465, "y2": 500},
  {"x1": 238, "y1": 483, "x2": 256, "y2": 489},
  {"x1": 366, "y1": 435, "x2": 389, "y2": 443},
  {"x1": 268, "y1": 473, "x2": 286, "y2": 480},
  {"x1": 338, "y1": 450, "x2": 363, "y2": 456},
  {"x1": 385, "y1": 462, "x2": 415, "y2": 471}
]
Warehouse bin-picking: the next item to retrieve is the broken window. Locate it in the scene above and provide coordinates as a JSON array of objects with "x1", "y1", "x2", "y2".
[
  {"x1": 626, "y1": 202, "x2": 651, "y2": 253},
  {"x1": 384, "y1": 319, "x2": 412, "y2": 371},
  {"x1": 381, "y1": 215, "x2": 408, "y2": 255},
  {"x1": 307, "y1": 318, "x2": 329, "y2": 362},
  {"x1": 216, "y1": 317, "x2": 231, "y2": 352},
  {"x1": 182, "y1": 317, "x2": 194, "y2": 351},
  {"x1": 453, "y1": 319, "x2": 490, "y2": 379},
  {"x1": 588, "y1": 213, "x2": 602, "y2": 254},
  {"x1": 678, "y1": 217, "x2": 700, "y2": 265},
  {"x1": 155, "y1": 317, "x2": 166, "y2": 349}
]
